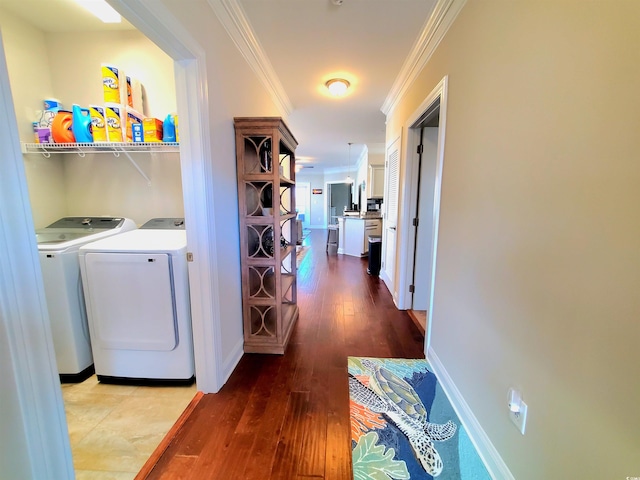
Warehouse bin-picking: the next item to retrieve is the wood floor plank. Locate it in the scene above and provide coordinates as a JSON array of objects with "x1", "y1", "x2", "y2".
[
  {"x1": 296, "y1": 396, "x2": 328, "y2": 478},
  {"x1": 140, "y1": 230, "x2": 425, "y2": 479},
  {"x1": 270, "y1": 391, "x2": 310, "y2": 479},
  {"x1": 154, "y1": 455, "x2": 198, "y2": 480}
]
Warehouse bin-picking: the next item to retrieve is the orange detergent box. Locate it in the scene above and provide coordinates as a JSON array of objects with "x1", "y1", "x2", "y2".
[
  {"x1": 143, "y1": 117, "x2": 163, "y2": 142},
  {"x1": 125, "y1": 108, "x2": 144, "y2": 142}
]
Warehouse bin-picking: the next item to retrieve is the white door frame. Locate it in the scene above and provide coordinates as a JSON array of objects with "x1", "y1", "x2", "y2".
[
  {"x1": 103, "y1": 0, "x2": 229, "y2": 393},
  {"x1": 380, "y1": 134, "x2": 401, "y2": 293},
  {"x1": 324, "y1": 180, "x2": 352, "y2": 226},
  {"x1": 0, "y1": 1, "x2": 228, "y2": 476},
  {"x1": 295, "y1": 181, "x2": 311, "y2": 229},
  {"x1": 396, "y1": 76, "x2": 448, "y2": 351},
  {"x1": 0, "y1": 29, "x2": 75, "y2": 480}
]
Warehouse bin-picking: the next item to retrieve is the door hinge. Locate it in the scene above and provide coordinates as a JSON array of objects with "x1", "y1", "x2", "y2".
[
  {"x1": 187, "y1": 252, "x2": 194, "y2": 262},
  {"x1": 417, "y1": 144, "x2": 424, "y2": 154},
  {"x1": 412, "y1": 217, "x2": 419, "y2": 227},
  {"x1": 409, "y1": 284, "x2": 415, "y2": 293}
]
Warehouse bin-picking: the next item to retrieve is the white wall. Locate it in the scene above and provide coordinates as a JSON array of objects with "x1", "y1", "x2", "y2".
[
  {"x1": 387, "y1": 1, "x2": 640, "y2": 477},
  {"x1": 1, "y1": 25, "x2": 74, "y2": 478},
  {"x1": 0, "y1": 9, "x2": 55, "y2": 141},
  {"x1": 368, "y1": 152, "x2": 384, "y2": 166},
  {"x1": 0, "y1": 9, "x2": 66, "y2": 228},
  {"x1": 45, "y1": 30, "x2": 176, "y2": 120}
]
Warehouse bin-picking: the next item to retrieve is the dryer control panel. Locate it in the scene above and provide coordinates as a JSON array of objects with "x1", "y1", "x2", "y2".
[{"x1": 140, "y1": 218, "x2": 185, "y2": 230}]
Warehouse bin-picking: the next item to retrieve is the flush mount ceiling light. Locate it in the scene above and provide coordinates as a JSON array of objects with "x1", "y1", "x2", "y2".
[
  {"x1": 74, "y1": 0, "x2": 122, "y2": 23},
  {"x1": 326, "y1": 78, "x2": 350, "y2": 97}
]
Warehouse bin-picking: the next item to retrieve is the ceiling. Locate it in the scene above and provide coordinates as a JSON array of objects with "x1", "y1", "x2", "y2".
[
  {"x1": 0, "y1": 0, "x2": 135, "y2": 31},
  {"x1": 0, "y1": 0, "x2": 439, "y2": 172},
  {"x1": 237, "y1": 0, "x2": 438, "y2": 171}
]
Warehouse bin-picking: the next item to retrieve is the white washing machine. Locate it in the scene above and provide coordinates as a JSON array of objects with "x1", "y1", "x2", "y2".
[
  {"x1": 36, "y1": 216, "x2": 137, "y2": 382},
  {"x1": 78, "y1": 218, "x2": 194, "y2": 384}
]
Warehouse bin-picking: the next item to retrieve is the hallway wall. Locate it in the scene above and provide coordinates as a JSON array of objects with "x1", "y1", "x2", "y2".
[{"x1": 387, "y1": 1, "x2": 640, "y2": 477}]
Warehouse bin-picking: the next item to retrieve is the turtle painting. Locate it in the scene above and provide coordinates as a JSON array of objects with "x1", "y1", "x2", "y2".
[{"x1": 349, "y1": 359, "x2": 457, "y2": 477}]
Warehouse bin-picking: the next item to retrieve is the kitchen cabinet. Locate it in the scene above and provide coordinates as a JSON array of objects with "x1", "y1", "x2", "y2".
[
  {"x1": 368, "y1": 165, "x2": 385, "y2": 198},
  {"x1": 339, "y1": 217, "x2": 382, "y2": 257},
  {"x1": 234, "y1": 117, "x2": 298, "y2": 354}
]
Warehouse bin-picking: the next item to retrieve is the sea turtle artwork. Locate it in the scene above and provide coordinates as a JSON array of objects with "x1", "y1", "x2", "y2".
[{"x1": 349, "y1": 359, "x2": 457, "y2": 477}]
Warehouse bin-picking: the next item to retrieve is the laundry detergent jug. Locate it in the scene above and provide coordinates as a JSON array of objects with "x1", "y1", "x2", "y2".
[
  {"x1": 72, "y1": 104, "x2": 93, "y2": 143},
  {"x1": 162, "y1": 113, "x2": 176, "y2": 142},
  {"x1": 51, "y1": 110, "x2": 76, "y2": 143}
]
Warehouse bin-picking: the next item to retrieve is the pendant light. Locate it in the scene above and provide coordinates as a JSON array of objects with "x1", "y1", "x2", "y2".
[{"x1": 346, "y1": 142, "x2": 353, "y2": 184}]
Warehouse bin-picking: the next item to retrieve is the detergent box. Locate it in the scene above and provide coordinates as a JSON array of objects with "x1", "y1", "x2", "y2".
[
  {"x1": 89, "y1": 105, "x2": 107, "y2": 142},
  {"x1": 142, "y1": 117, "x2": 163, "y2": 142},
  {"x1": 132, "y1": 123, "x2": 143, "y2": 143},
  {"x1": 33, "y1": 122, "x2": 52, "y2": 144},
  {"x1": 102, "y1": 65, "x2": 126, "y2": 104},
  {"x1": 129, "y1": 78, "x2": 145, "y2": 115},
  {"x1": 105, "y1": 103, "x2": 125, "y2": 142},
  {"x1": 125, "y1": 107, "x2": 144, "y2": 142},
  {"x1": 126, "y1": 76, "x2": 133, "y2": 108}
]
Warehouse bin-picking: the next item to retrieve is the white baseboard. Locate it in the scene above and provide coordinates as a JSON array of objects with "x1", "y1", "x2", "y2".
[
  {"x1": 427, "y1": 347, "x2": 515, "y2": 480},
  {"x1": 221, "y1": 338, "x2": 244, "y2": 386}
]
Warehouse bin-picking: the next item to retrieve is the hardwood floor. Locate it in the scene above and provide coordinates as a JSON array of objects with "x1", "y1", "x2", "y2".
[
  {"x1": 408, "y1": 309, "x2": 427, "y2": 336},
  {"x1": 141, "y1": 229, "x2": 426, "y2": 479}
]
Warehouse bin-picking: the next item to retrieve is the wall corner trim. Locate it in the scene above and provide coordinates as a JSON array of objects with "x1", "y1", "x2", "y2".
[
  {"x1": 381, "y1": 0, "x2": 467, "y2": 117},
  {"x1": 207, "y1": 0, "x2": 293, "y2": 117},
  {"x1": 428, "y1": 347, "x2": 516, "y2": 480},
  {"x1": 222, "y1": 338, "x2": 245, "y2": 387}
]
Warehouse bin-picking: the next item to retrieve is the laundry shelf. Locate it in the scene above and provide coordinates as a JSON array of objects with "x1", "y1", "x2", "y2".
[
  {"x1": 22, "y1": 142, "x2": 179, "y2": 157},
  {"x1": 21, "y1": 142, "x2": 180, "y2": 186}
]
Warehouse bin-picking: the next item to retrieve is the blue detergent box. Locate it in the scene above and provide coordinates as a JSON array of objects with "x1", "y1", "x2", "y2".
[{"x1": 132, "y1": 123, "x2": 143, "y2": 143}]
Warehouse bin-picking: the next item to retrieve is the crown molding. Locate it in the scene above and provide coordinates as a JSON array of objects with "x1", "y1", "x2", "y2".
[
  {"x1": 208, "y1": 0, "x2": 293, "y2": 117},
  {"x1": 381, "y1": 0, "x2": 467, "y2": 117}
]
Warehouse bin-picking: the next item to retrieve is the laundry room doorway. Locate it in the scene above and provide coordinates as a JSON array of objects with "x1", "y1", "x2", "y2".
[{"x1": 0, "y1": 1, "x2": 227, "y2": 477}]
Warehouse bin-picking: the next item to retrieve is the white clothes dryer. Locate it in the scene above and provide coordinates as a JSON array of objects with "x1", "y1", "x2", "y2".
[
  {"x1": 79, "y1": 218, "x2": 194, "y2": 384},
  {"x1": 36, "y1": 216, "x2": 137, "y2": 382}
]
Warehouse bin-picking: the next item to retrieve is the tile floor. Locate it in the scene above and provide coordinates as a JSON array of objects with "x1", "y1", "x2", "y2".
[{"x1": 61, "y1": 375, "x2": 196, "y2": 480}]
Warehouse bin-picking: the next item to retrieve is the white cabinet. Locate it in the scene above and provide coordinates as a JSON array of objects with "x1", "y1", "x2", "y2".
[
  {"x1": 341, "y1": 217, "x2": 382, "y2": 257},
  {"x1": 368, "y1": 165, "x2": 385, "y2": 198}
]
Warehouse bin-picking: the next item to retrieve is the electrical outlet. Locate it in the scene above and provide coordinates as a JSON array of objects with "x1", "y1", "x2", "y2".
[{"x1": 509, "y1": 400, "x2": 528, "y2": 435}]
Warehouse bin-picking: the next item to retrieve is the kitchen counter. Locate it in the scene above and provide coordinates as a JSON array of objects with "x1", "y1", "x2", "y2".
[{"x1": 337, "y1": 216, "x2": 382, "y2": 256}]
